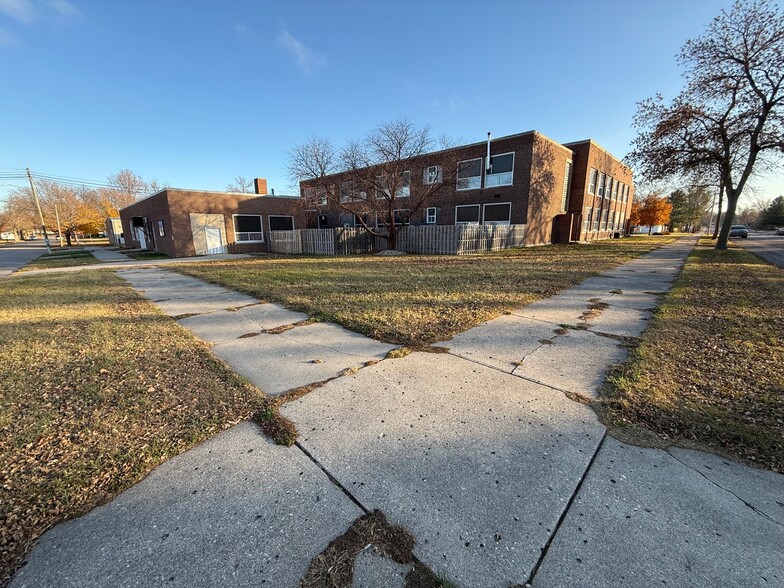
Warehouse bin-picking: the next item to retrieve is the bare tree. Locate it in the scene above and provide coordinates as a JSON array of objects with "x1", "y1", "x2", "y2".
[
  {"x1": 108, "y1": 169, "x2": 148, "y2": 201},
  {"x1": 628, "y1": 0, "x2": 784, "y2": 249},
  {"x1": 289, "y1": 119, "x2": 460, "y2": 249},
  {"x1": 225, "y1": 176, "x2": 254, "y2": 193}
]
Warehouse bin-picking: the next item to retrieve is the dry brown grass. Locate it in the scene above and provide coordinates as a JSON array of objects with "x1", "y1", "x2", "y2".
[
  {"x1": 175, "y1": 236, "x2": 678, "y2": 347},
  {"x1": 0, "y1": 270, "x2": 269, "y2": 583},
  {"x1": 598, "y1": 239, "x2": 784, "y2": 471}
]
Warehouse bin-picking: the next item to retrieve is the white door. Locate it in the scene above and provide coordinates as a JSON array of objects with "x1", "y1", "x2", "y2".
[
  {"x1": 135, "y1": 227, "x2": 146, "y2": 250},
  {"x1": 204, "y1": 227, "x2": 222, "y2": 253}
]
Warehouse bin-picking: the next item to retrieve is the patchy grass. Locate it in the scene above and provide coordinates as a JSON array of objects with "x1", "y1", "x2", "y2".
[
  {"x1": 300, "y1": 510, "x2": 453, "y2": 588},
  {"x1": 597, "y1": 239, "x2": 784, "y2": 471},
  {"x1": 123, "y1": 251, "x2": 170, "y2": 260},
  {"x1": 0, "y1": 270, "x2": 272, "y2": 583},
  {"x1": 21, "y1": 249, "x2": 100, "y2": 271},
  {"x1": 175, "y1": 236, "x2": 678, "y2": 347}
]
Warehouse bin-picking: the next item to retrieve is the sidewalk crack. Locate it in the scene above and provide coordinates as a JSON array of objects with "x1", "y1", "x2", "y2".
[
  {"x1": 524, "y1": 431, "x2": 608, "y2": 587},
  {"x1": 667, "y1": 451, "x2": 783, "y2": 528}
]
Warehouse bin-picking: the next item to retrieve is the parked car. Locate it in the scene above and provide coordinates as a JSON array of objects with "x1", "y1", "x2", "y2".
[
  {"x1": 775, "y1": 226, "x2": 784, "y2": 236},
  {"x1": 729, "y1": 225, "x2": 749, "y2": 238},
  {"x1": 27, "y1": 235, "x2": 38, "y2": 240}
]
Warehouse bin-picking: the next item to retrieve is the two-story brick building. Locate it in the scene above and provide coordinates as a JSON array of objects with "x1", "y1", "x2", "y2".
[{"x1": 300, "y1": 131, "x2": 633, "y2": 246}]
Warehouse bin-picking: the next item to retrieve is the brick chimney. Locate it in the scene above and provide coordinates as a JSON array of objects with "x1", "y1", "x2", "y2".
[{"x1": 254, "y1": 178, "x2": 268, "y2": 195}]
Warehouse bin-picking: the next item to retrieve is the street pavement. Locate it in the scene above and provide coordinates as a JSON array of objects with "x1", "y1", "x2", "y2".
[
  {"x1": 736, "y1": 231, "x2": 784, "y2": 268},
  {"x1": 10, "y1": 237, "x2": 784, "y2": 588},
  {"x1": 0, "y1": 242, "x2": 46, "y2": 278}
]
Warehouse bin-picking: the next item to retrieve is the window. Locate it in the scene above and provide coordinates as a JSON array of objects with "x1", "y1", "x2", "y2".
[
  {"x1": 601, "y1": 208, "x2": 610, "y2": 230},
  {"x1": 483, "y1": 202, "x2": 511, "y2": 226},
  {"x1": 584, "y1": 207, "x2": 593, "y2": 232},
  {"x1": 423, "y1": 165, "x2": 442, "y2": 184},
  {"x1": 613, "y1": 180, "x2": 619, "y2": 201},
  {"x1": 588, "y1": 168, "x2": 597, "y2": 195},
  {"x1": 269, "y1": 215, "x2": 294, "y2": 231},
  {"x1": 457, "y1": 158, "x2": 482, "y2": 190},
  {"x1": 157, "y1": 220, "x2": 165, "y2": 237},
  {"x1": 485, "y1": 152, "x2": 514, "y2": 187},
  {"x1": 561, "y1": 161, "x2": 572, "y2": 211},
  {"x1": 455, "y1": 204, "x2": 480, "y2": 225},
  {"x1": 592, "y1": 207, "x2": 601, "y2": 231},
  {"x1": 340, "y1": 181, "x2": 353, "y2": 203},
  {"x1": 339, "y1": 213, "x2": 360, "y2": 228},
  {"x1": 624, "y1": 184, "x2": 629, "y2": 203},
  {"x1": 425, "y1": 207, "x2": 438, "y2": 224},
  {"x1": 598, "y1": 173, "x2": 606, "y2": 197},
  {"x1": 397, "y1": 171, "x2": 410, "y2": 198},
  {"x1": 393, "y1": 209, "x2": 410, "y2": 225},
  {"x1": 606, "y1": 177, "x2": 614, "y2": 200},
  {"x1": 233, "y1": 214, "x2": 264, "y2": 242},
  {"x1": 304, "y1": 186, "x2": 327, "y2": 206}
]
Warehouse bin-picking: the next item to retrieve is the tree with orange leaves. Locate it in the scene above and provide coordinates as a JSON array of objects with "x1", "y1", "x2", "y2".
[{"x1": 639, "y1": 193, "x2": 673, "y2": 234}]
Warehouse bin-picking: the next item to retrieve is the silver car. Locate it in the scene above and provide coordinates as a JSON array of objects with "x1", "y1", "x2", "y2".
[{"x1": 729, "y1": 225, "x2": 749, "y2": 238}]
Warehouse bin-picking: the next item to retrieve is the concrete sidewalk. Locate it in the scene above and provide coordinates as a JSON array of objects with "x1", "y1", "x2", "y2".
[{"x1": 11, "y1": 237, "x2": 783, "y2": 588}]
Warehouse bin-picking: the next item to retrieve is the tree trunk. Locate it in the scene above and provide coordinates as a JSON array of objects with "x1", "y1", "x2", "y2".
[
  {"x1": 387, "y1": 224, "x2": 397, "y2": 251},
  {"x1": 65, "y1": 231, "x2": 72, "y2": 247},
  {"x1": 715, "y1": 191, "x2": 740, "y2": 250},
  {"x1": 712, "y1": 180, "x2": 724, "y2": 240}
]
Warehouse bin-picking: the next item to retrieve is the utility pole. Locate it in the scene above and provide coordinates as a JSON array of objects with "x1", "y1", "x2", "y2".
[
  {"x1": 54, "y1": 203, "x2": 64, "y2": 247},
  {"x1": 26, "y1": 168, "x2": 51, "y2": 253}
]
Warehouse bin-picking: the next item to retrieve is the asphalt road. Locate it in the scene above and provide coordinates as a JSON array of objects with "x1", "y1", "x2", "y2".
[
  {"x1": 0, "y1": 242, "x2": 46, "y2": 278},
  {"x1": 735, "y1": 231, "x2": 784, "y2": 268}
]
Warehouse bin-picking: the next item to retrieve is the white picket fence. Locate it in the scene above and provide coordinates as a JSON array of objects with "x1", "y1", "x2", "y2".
[{"x1": 268, "y1": 224, "x2": 526, "y2": 256}]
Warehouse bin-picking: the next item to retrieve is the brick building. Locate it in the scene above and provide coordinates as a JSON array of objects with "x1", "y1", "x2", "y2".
[
  {"x1": 300, "y1": 131, "x2": 633, "y2": 246},
  {"x1": 119, "y1": 179, "x2": 305, "y2": 257}
]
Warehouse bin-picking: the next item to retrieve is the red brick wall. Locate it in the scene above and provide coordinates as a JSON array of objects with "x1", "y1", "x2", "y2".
[
  {"x1": 564, "y1": 141, "x2": 634, "y2": 241},
  {"x1": 119, "y1": 190, "x2": 307, "y2": 257}
]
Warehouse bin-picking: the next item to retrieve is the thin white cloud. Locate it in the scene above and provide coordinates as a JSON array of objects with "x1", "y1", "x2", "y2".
[
  {"x1": 0, "y1": 0, "x2": 36, "y2": 23},
  {"x1": 47, "y1": 0, "x2": 78, "y2": 21},
  {"x1": 276, "y1": 29, "x2": 325, "y2": 75}
]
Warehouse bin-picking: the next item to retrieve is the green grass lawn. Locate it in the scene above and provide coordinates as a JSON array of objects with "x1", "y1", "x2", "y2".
[
  {"x1": 0, "y1": 270, "x2": 269, "y2": 583},
  {"x1": 174, "y1": 236, "x2": 679, "y2": 347},
  {"x1": 598, "y1": 239, "x2": 784, "y2": 471},
  {"x1": 21, "y1": 249, "x2": 101, "y2": 271}
]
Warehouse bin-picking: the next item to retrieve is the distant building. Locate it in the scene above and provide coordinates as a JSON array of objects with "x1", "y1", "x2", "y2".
[{"x1": 119, "y1": 180, "x2": 304, "y2": 257}]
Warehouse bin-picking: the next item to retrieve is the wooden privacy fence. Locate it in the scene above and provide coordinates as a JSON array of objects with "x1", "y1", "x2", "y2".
[{"x1": 268, "y1": 224, "x2": 526, "y2": 256}]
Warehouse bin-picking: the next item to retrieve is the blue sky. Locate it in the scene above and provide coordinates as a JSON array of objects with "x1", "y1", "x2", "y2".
[{"x1": 1, "y1": 0, "x2": 780, "y2": 201}]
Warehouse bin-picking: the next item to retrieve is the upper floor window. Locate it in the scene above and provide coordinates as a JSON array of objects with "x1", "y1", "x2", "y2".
[
  {"x1": 597, "y1": 173, "x2": 607, "y2": 197},
  {"x1": 423, "y1": 165, "x2": 442, "y2": 185},
  {"x1": 606, "y1": 177, "x2": 614, "y2": 200},
  {"x1": 397, "y1": 171, "x2": 410, "y2": 198},
  {"x1": 340, "y1": 181, "x2": 354, "y2": 203},
  {"x1": 457, "y1": 158, "x2": 482, "y2": 191},
  {"x1": 561, "y1": 161, "x2": 572, "y2": 211},
  {"x1": 612, "y1": 179, "x2": 619, "y2": 201},
  {"x1": 588, "y1": 168, "x2": 597, "y2": 195},
  {"x1": 485, "y1": 152, "x2": 514, "y2": 187}
]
